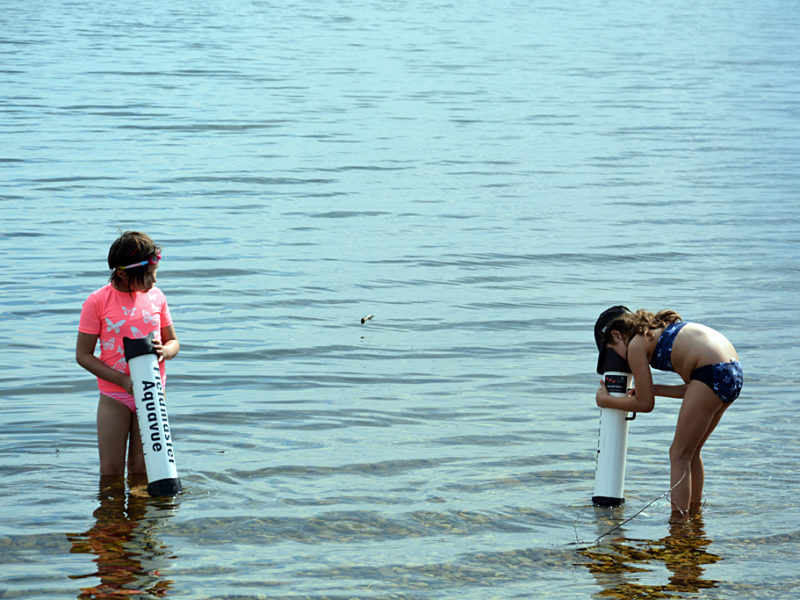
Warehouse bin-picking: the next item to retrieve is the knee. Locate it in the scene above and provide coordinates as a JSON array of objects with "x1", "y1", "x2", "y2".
[
  {"x1": 98, "y1": 445, "x2": 127, "y2": 476},
  {"x1": 669, "y1": 442, "x2": 694, "y2": 464}
]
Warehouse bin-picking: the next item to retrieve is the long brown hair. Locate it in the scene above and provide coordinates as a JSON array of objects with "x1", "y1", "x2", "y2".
[
  {"x1": 107, "y1": 231, "x2": 160, "y2": 294},
  {"x1": 609, "y1": 309, "x2": 682, "y2": 341}
]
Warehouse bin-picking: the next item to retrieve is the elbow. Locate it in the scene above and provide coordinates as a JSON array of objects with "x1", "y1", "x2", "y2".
[
  {"x1": 75, "y1": 352, "x2": 90, "y2": 369},
  {"x1": 638, "y1": 398, "x2": 655, "y2": 413}
]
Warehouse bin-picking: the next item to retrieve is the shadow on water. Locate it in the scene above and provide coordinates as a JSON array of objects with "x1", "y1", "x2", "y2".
[
  {"x1": 66, "y1": 475, "x2": 179, "y2": 599},
  {"x1": 576, "y1": 515, "x2": 721, "y2": 599}
]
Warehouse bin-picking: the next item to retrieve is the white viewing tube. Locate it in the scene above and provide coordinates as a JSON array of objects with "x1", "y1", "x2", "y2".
[
  {"x1": 592, "y1": 371, "x2": 634, "y2": 507},
  {"x1": 123, "y1": 334, "x2": 182, "y2": 497}
]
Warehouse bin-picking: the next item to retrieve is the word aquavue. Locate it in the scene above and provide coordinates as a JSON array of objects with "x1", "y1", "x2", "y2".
[{"x1": 138, "y1": 366, "x2": 174, "y2": 462}]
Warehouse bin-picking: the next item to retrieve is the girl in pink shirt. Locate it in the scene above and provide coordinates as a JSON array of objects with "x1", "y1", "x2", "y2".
[{"x1": 76, "y1": 232, "x2": 180, "y2": 478}]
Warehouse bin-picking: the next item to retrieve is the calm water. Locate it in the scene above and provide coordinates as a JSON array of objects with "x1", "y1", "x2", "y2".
[{"x1": 2, "y1": 1, "x2": 799, "y2": 598}]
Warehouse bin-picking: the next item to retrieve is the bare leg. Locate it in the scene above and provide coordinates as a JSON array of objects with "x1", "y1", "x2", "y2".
[
  {"x1": 690, "y1": 452, "x2": 704, "y2": 510},
  {"x1": 688, "y1": 402, "x2": 726, "y2": 512},
  {"x1": 97, "y1": 395, "x2": 135, "y2": 476},
  {"x1": 128, "y1": 417, "x2": 146, "y2": 476},
  {"x1": 669, "y1": 381, "x2": 728, "y2": 522}
]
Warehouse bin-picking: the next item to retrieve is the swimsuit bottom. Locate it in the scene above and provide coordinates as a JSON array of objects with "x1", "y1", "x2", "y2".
[
  {"x1": 690, "y1": 360, "x2": 743, "y2": 404},
  {"x1": 103, "y1": 390, "x2": 137, "y2": 412}
]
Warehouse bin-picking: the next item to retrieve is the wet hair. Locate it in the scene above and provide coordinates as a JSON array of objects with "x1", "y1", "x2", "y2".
[
  {"x1": 107, "y1": 231, "x2": 160, "y2": 294},
  {"x1": 609, "y1": 309, "x2": 682, "y2": 341}
]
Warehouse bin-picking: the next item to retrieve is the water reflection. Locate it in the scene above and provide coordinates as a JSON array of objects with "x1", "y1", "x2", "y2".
[
  {"x1": 578, "y1": 516, "x2": 721, "y2": 599},
  {"x1": 67, "y1": 476, "x2": 178, "y2": 599}
]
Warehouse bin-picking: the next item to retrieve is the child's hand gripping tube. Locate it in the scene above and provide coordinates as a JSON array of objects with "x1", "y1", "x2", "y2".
[
  {"x1": 123, "y1": 333, "x2": 182, "y2": 497},
  {"x1": 593, "y1": 350, "x2": 634, "y2": 507}
]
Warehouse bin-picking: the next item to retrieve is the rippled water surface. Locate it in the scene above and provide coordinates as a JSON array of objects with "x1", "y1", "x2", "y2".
[{"x1": 2, "y1": 1, "x2": 799, "y2": 598}]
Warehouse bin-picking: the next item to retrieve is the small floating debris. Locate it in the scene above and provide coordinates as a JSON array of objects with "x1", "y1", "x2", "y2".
[{"x1": 360, "y1": 314, "x2": 374, "y2": 324}]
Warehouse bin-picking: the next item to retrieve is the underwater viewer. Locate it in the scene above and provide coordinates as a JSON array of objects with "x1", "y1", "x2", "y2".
[
  {"x1": 76, "y1": 231, "x2": 180, "y2": 478},
  {"x1": 594, "y1": 307, "x2": 743, "y2": 523}
]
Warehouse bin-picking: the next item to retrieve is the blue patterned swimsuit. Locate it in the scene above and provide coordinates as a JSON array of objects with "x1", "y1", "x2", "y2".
[{"x1": 650, "y1": 321, "x2": 743, "y2": 403}]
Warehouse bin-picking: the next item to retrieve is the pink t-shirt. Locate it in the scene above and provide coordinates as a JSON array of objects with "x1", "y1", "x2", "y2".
[{"x1": 79, "y1": 284, "x2": 173, "y2": 401}]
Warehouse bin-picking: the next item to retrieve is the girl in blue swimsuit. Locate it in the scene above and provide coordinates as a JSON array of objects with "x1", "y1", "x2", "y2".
[{"x1": 594, "y1": 307, "x2": 743, "y2": 523}]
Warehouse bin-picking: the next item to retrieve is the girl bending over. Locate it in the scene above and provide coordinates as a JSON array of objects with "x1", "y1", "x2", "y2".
[{"x1": 595, "y1": 306, "x2": 742, "y2": 522}]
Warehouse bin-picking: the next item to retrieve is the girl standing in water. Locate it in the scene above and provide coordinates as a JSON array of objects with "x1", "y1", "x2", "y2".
[
  {"x1": 595, "y1": 307, "x2": 743, "y2": 522},
  {"x1": 76, "y1": 231, "x2": 179, "y2": 477}
]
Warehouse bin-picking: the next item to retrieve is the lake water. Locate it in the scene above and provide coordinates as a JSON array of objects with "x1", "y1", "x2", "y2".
[{"x1": 2, "y1": 1, "x2": 799, "y2": 598}]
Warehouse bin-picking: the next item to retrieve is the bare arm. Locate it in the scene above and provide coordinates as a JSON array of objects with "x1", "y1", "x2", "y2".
[
  {"x1": 595, "y1": 335, "x2": 656, "y2": 413},
  {"x1": 653, "y1": 383, "x2": 688, "y2": 399},
  {"x1": 75, "y1": 332, "x2": 132, "y2": 395}
]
